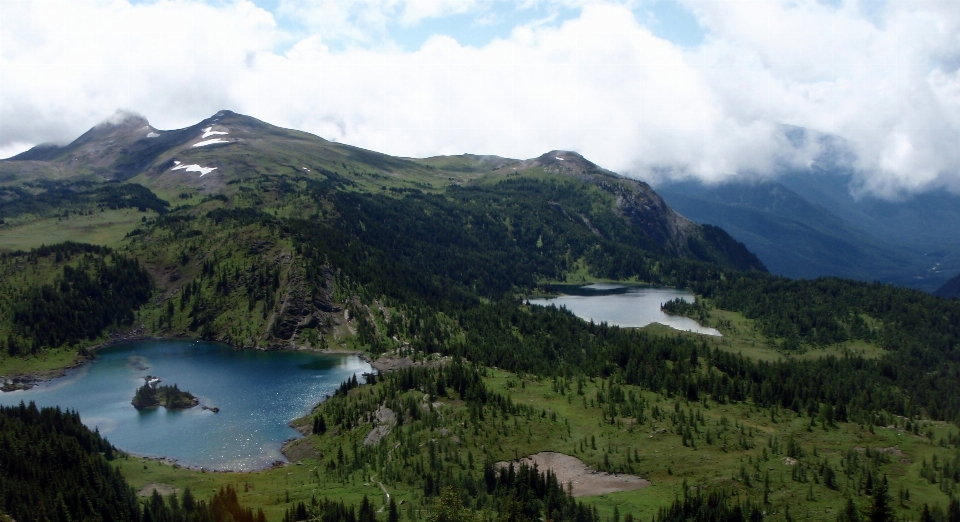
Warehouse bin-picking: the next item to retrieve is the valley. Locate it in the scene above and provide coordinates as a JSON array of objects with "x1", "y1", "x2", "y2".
[
  {"x1": 656, "y1": 175, "x2": 960, "y2": 292},
  {"x1": 1, "y1": 111, "x2": 959, "y2": 522}
]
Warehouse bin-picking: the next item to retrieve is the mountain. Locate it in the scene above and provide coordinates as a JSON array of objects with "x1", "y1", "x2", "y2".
[
  {"x1": 656, "y1": 169, "x2": 960, "y2": 291},
  {"x1": 936, "y1": 273, "x2": 960, "y2": 298},
  {"x1": 0, "y1": 110, "x2": 763, "y2": 273},
  {"x1": 0, "y1": 109, "x2": 762, "y2": 353}
]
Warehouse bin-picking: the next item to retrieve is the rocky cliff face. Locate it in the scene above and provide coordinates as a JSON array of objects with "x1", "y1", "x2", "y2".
[{"x1": 271, "y1": 263, "x2": 343, "y2": 348}]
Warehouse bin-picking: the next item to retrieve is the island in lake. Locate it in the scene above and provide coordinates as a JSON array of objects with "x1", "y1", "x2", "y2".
[{"x1": 132, "y1": 376, "x2": 199, "y2": 410}]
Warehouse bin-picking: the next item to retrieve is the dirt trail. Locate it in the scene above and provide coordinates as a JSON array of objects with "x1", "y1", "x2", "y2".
[
  {"x1": 497, "y1": 452, "x2": 650, "y2": 497},
  {"x1": 370, "y1": 475, "x2": 390, "y2": 512}
]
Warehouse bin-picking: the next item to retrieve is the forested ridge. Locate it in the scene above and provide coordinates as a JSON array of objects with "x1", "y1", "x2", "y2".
[
  {"x1": 293, "y1": 177, "x2": 762, "y2": 303},
  {"x1": 200, "y1": 175, "x2": 763, "y2": 310},
  {"x1": 1, "y1": 242, "x2": 153, "y2": 355},
  {"x1": 0, "y1": 181, "x2": 169, "y2": 221}
]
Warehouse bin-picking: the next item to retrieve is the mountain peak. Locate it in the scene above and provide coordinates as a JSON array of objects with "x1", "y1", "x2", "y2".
[
  {"x1": 536, "y1": 150, "x2": 596, "y2": 169},
  {"x1": 96, "y1": 109, "x2": 150, "y2": 129}
]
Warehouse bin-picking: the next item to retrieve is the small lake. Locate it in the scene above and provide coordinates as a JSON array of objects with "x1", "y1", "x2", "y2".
[
  {"x1": 0, "y1": 340, "x2": 372, "y2": 471},
  {"x1": 527, "y1": 284, "x2": 721, "y2": 336}
]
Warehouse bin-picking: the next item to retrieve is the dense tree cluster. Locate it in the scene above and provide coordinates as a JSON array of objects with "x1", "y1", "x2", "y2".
[
  {"x1": 131, "y1": 382, "x2": 198, "y2": 410},
  {"x1": 1, "y1": 241, "x2": 112, "y2": 261},
  {"x1": 282, "y1": 495, "x2": 378, "y2": 522},
  {"x1": 378, "y1": 300, "x2": 956, "y2": 424},
  {"x1": 140, "y1": 485, "x2": 267, "y2": 522},
  {"x1": 0, "y1": 402, "x2": 138, "y2": 522},
  {"x1": 654, "y1": 488, "x2": 763, "y2": 522},
  {"x1": 0, "y1": 181, "x2": 168, "y2": 220},
  {"x1": 686, "y1": 274, "x2": 960, "y2": 421},
  {"x1": 0, "y1": 402, "x2": 265, "y2": 522},
  {"x1": 9, "y1": 248, "x2": 153, "y2": 353}
]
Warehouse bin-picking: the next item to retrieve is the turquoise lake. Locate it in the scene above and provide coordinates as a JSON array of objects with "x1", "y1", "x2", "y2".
[
  {"x1": 527, "y1": 284, "x2": 721, "y2": 336},
  {"x1": 0, "y1": 340, "x2": 372, "y2": 471}
]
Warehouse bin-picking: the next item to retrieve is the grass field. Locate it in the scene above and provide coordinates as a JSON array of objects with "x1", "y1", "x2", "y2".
[
  {"x1": 112, "y1": 456, "x2": 394, "y2": 522},
  {"x1": 0, "y1": 209, "x2": 156, "y2": 251},
  {"x1": 0, "y1": 347, "x2": 84, "y2": 380}
]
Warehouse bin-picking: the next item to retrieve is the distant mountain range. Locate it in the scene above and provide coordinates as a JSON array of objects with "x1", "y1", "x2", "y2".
[
  {"x1": 5, "y1": 109, "x2": 957, "y2": 295},
  {"x1": 656, "y1": 169, "x2": 960, "y2": 293},
  {"x1": 0, "y1": 110, "x2": 762, "y2": 274}
]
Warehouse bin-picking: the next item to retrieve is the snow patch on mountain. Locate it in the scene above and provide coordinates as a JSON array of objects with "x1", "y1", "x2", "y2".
[
  {"x1": 146, "y1": 132, "x2": 160, "y2": 138},
  {"x1": 193, "y1": 138, "x2": 229, "y2": 147},
  {"x1": 201, "y1": 126, "x2": 228, "y2": 139},
  {"x1": 171, "y1": 160, "x2": 216, "y2": 176}
]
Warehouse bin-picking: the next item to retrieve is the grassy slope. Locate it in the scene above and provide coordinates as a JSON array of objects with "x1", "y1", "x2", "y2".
[
  {"x1": 0, "y1": 209, "x2": 158, "y2": 252},
  {"x1": 113, "y1": 362, "x2": 959, "y2": 522},
  {"x1": 643, "y1": 308, "x2": 888, "y2": 363}
]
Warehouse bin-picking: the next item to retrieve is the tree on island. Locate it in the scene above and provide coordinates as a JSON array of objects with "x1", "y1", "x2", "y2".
[
  {"x1": 132, "y1": 382, "x2": 160, "y2": 408},
  {"x1": 132, "y1": 382, "x2": 198, "y2": 410}
]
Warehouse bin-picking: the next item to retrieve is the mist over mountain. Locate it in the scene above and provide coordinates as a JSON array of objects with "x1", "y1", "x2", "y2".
[{"x1": 656, "y1": 164, "x2": 960, "y2": 292}]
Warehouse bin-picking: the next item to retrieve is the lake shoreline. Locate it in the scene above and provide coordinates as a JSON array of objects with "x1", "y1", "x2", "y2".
[
  {"x1": 526, "y1": 285, "x2": 722, "y2": 337},
  {"x1": 130, "y1": 452, "x2": 290, "y2": 474},
  {"x1": 1, "y1": 327, "x2": 370, "y2": 392},
  {"x1": 0, "y1": 339, "x2": 373, "y2": 471}
]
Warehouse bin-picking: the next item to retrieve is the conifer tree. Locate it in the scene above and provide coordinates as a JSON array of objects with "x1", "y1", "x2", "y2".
[{"x1": 868, "y1": 477, "x2": 894, "y2": 522}]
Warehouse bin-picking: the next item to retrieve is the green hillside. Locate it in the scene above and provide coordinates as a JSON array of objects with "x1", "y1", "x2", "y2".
[{"x1": 1, "y1": 112, "x2": 959, "y2": 521}]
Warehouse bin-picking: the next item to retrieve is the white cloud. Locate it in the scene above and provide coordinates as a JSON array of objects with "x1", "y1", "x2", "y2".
[
  {"x1": 1, "y1": 0, "x2": 959, "y2": 198},
  {"x1": 0, "y1": 0, "x2": 276, "y2": 146},
  {"x1": 398, "y1": 0, "x2": 487, "y2": 25},
  {"x1": 275, "y1": 0, "x2": 396, "y2": 48},
  {"x1": 684, "y1": 0, "x2": 960, "y2": 195}
]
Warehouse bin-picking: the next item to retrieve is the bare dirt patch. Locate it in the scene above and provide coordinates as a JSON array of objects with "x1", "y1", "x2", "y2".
[
  {"x1": 138, "y1": 483, "x2": 178, "y2": 497},
  {"x1": 497, "y1": 452, "x2": 650, "y2": 497}
]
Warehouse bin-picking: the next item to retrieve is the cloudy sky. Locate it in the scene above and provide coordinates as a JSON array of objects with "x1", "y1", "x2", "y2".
[{"x1": 1, "y1": 0, "x2": 959, "y2": 197}]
